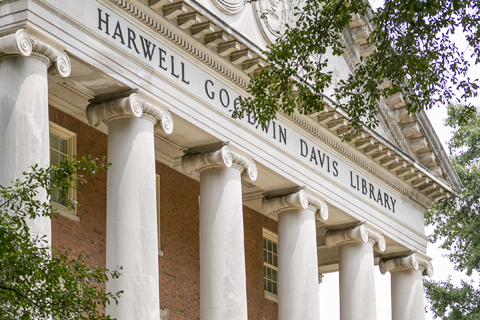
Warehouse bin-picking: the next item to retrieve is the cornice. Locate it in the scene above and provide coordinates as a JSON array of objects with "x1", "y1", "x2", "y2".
[
  {"x1": 182, "y1": 144, "x2": 258, "y2": 181},
  {"x1": 379, "y1": 253, "x2": 433, "y2": 277},
  {"x1": 86, "y1": 91, "x2": 174, "y2": 134},
  {"x1": 107, "y1": 0, "x2": 252, "y2": 90},
  {"x1": 325, "y1": 223, "x2": 386, "y2": 253},
  {"x1": 262, "y1": 189, "x2": 329, "y2": 221}
]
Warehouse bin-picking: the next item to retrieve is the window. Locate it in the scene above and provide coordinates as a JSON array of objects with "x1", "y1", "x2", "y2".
[
  {"x1": 263, "y1": 228, "x2": 278, "y2": 302},
  {"x1": 49, "y1": 122, "x2": 78, "y2": 221}
]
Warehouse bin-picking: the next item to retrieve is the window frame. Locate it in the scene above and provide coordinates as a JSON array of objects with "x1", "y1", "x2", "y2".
[
  {"x1": 156, "y1": 174, "x2": 164, "y2": 256},
  {"x1": 263, "y1": 228, "x2": 278, "y2": 303},
  {"x1": 49, "y1": 122, "x2": 79, "y2": 222}
]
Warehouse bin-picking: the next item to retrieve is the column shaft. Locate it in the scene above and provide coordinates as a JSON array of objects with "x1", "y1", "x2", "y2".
[
  {"x1": 106, "y1": 116, "x2": 160, "y2": 319},
  {"x1": 199, "y1": 166, "x2": 248, "y2": 320},
  {"x1": 0, "y1": 54, "x2": 51, "y2": 241},
  {"x1": 391, "y1": 269, "x2": 425, "y2": 320},
  {"x1": 278, "y1": 208, "x2": 320, "y2": 320},
  {"x1": 339, "y1": 242, "x2": 377, "y2": 320}
]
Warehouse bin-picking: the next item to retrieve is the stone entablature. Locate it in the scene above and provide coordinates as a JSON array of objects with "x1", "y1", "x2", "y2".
[{"x1": 95, "y1": 0, "x2": 456, "y2": 207}]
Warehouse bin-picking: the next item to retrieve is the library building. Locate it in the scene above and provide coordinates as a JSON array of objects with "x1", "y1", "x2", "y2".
[{"x1": 0, "y1": 0, "x2": 462, "y2": 319}]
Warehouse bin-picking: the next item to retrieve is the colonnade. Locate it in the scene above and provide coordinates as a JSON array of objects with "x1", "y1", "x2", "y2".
[{"x1": 0, "y1": 28, "x2": 434, "y2": 320}]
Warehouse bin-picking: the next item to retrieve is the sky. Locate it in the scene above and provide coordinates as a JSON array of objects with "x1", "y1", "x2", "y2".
[{"x1": 318, "y1": 4, "x2": 480, "y2": 318}]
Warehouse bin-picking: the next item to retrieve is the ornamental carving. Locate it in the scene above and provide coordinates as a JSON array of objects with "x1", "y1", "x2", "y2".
[
  {"x1": 211, "y1": 0, "x2": 246, "y2": 14},
  {"x1": 325, "y1": 224, "x2": 386, "y2": 252},
  {"x1": 182, "y1": 145, "x2": 258, "y2": 181},
  {"x1": 0, "y1": 29, "x2": 71, "y2": 78},
  {"x1": 379, "y1": 253, "x2": 433, "y2": 277},
  {"x1": 86, "y1": 93, "x2": 174, "y2": 134},
  {"x1": 262, "y1": 189, "x2": 329, "y2": 221},
  {"x1": 254, "y1": 0, "x2": 290, "y2": 43}
]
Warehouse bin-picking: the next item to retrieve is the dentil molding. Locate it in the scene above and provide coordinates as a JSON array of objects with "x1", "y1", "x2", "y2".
[
  {"x1": 379, "y1": 253, "x2": 433, "y2": 277},
  {"x1": 262, "y1": 189, "x2": 329, "y2": 221},
  {"x1": 86, "y1": 92, "x2": 174, "y2": 134},
  {"x1": 0, "y1": 29, "x2": 71, "y2": 78},
  {"x1": 325, "y1": 224, "x2": 386, "y2": 252},
  {"x1": 182, "y1": 145, "x2": 258, "y2": 181}
]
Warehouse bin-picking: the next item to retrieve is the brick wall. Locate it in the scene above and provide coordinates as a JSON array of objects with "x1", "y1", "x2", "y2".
[
  {"x1": 156, "y1": 161, "x2": 201, "y2": 319},
  {"x1": 244, "y1": 206, "x2": 279, "y2": 320},
  {"x1": 50, "y1": 106, "x2": 278, "y2": 319},
  {"x1": 49, "y1": 106, "x2": 108, "y2": 273}
]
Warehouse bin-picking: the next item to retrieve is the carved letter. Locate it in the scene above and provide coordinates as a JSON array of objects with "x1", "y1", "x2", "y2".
[
  {"x1": 127, "y1": 28, "x2": 140, "y2": 54},
  {"x1": 181, "y1": 62, "x2": 190, "y2": 84},
  {"x1": 219, "y1": 89, "x2": 230, "y2": 108},
  {"x1": 333, "y1": 161, "x2": 339, "y2": 177},
  {"x1": 112, "y1": 21, "x2": 124, "y2": 44},
  {"x1": 98, "y1": 9, "x2": 110, "y2": 35},
  {"x1": 140, "y1": 36, "x2": 156, "y2": 61},
  {"x1": 158, "y1": 48, "x2": 167, "y2": 70},
  {"x1": 205, "y1": 80, "x2": 215, "y2": 99},
  {"x1": 300, "y1": 139, "x2": 308, "y2": 157}
]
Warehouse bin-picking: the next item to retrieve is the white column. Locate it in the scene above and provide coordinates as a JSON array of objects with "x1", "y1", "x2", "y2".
[
  {"x1": 87, "y1": 93, "x2": 174, "y2": 320},
  {"x1": 182, "y1": 145, "x2": 257, "y2": 320},
  {"x1": 380, "y1": 253, "x2": 433, "y2": 320},
  {"x1": 326, "y1": 224, "x2": 386, "y2": 320},
  {"x1": 0, "y1": 29, "x2": 71, "y2": 242},
  {"x1": 262, "y1": 189, "x2": 328, "y2": 320}
]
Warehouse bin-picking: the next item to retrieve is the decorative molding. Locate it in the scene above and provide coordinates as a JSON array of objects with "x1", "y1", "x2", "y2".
[
  {"x1": 254, "y1": 0, "x2": 288, "y2": 43},
  {"x1": 262, "y1": 189, "x2": 329, "y2": 221},
  {"x1": 212, "y1": 0, "x2": 246, "y2": 15},
  {"x1": 379, "y1": 253, "x2": 433, "y2": 277},
  {"x1": 325, "y1": 224, "x2": 386, "y2": 252},
  {"x1": 0, "y1": 29, "x2": 71, "y2": 77},
  {"x1": 182, "y1": 145, "x2": 258, "y2": 181},
  {"x1": 86, "y1": 92, "x2": 174, "y2": 134}
]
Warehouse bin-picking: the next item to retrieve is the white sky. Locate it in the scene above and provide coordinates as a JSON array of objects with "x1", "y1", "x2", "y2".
[{"x1": 318, "y1": 5, "x2": 480, "y2": 318}]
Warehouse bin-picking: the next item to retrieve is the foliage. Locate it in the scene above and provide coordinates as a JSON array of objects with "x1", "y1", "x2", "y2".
[
  {"x1": 425, "y1": 279, "x2": 480, "y2": 320},
  {"x1": 235, "y1": 0, "x2": 479, "y2": 136},
  {"x1": 425, "y1": 104, "x2": 480, "y2": 319},
  {"x1": 0, "y1": 156, "x2": 122, "y2": 320}
]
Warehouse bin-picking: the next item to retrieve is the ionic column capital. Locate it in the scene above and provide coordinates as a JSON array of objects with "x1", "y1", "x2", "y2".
[
  {"x1": 0, "y1": 29, "x2": 71, "y2": 77},
  {"x1": 325, "y1": 224, "x2": 386, "y2": 252},
  {"x1": 379, "y1": 253, "x2": 433, "y2": 277},
  {"x1": 86, "y1": 93, "x2": 174, "y2": 134},
  {"x1": 262, "y1": 189, "x2": 329, "y2": 221},
  {"x1": 182, "y1": 145, "x2": 258, "y2": 181}
]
